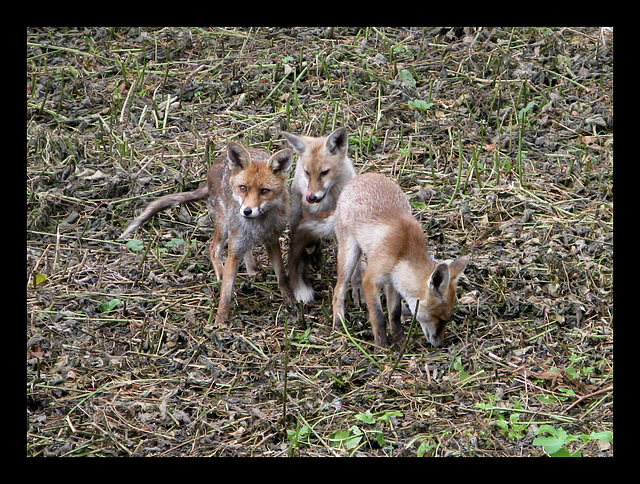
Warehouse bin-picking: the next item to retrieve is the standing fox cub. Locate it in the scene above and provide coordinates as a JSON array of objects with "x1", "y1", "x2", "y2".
[
  {"x1": 331, "y1": 173, "x2": 469, "y2": 348},
  {"x1": 282, "y1": 127, "x2": 357, "y2": 303},
  {"x1": 119, "y1": 142, "x2": 294, "y2": 325}
]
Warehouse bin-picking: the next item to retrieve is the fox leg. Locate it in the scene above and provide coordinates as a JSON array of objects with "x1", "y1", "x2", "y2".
[
  {"x1": 289, "y1": 210, "x2": 336, "y2": 303},
  {"x1": 362, "y1": 265, "x2": 390, "y2": 348},
  {"x1": 332, "y1": 238, "x2": 361, "y2": 331},
  {"x1": 385, "y1": 284, "x2": 405, "y2": 344},
  {"x1": 287, "y1": 227, "x2": 316, "y2": 303},
  {"x1": 265, "y1": 239, "x2": 294, "y2": 302},
  {"x1": 242, "y1": 249, "x2": 258, "y2": 275},
  {"x1": 350, "y1": 260, "x2": 364, "y2": 308},
  {"x1": 209, "y1": 225, "x2": 226, "y2": 281},
  {"x1": 214, "y1": 244, "x2": 241, "y2": 326}
]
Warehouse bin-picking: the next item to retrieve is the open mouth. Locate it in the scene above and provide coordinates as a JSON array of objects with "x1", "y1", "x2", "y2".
[{"x1": 306, "y1": 192, "x2": 325, "y2": 203}]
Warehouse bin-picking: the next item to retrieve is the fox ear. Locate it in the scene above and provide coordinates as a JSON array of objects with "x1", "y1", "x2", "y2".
[
  {"x1": 282, "y1": 132, "x2": 306, "y2": 154},
  {"x1": 429, "y1": 256, "x2": 469, "y2": 295},
  {"x1": 326, "y1": 127, "x2": 348, "y2": 154},
  {"x1": 268, "y1": 149, "x2": 293, "y2": 176},
  {"x1": 227, "y1": 142, "x2": 252, "y2": 172},
  {"x1": 429, "y1": 263, "x2": 450, "y2": 295},
  {"x1": 448, "y1": 255, "x2": 470, "y2": 285}
]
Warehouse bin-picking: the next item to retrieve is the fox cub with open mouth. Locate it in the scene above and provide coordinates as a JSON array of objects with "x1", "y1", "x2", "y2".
[{"x1": 282, "y1": 127, "x2": 358, "y2": 304}]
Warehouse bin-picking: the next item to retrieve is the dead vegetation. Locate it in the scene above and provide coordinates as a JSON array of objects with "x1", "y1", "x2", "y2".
[{"x1": 27, "y1": 27, "x2": 613, "y2": 457}]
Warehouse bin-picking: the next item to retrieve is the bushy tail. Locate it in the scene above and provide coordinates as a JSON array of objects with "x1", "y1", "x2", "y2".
[{"x1": 119, "y1": 184, "x2": 209, "y2": 240}]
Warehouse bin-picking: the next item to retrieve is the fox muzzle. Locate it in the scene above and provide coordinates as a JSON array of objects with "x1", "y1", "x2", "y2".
[
  {"x1": 306, "y1": 191, "x2": 325, "y2": 203},
  {"x1": 242, "y1": 206, "x2": 261, "y2": 219}
]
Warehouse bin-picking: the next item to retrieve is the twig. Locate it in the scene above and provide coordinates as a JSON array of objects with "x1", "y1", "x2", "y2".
[
  {"x1": 386, "y1": 299, "x2": 420, "y2": 385},
  {"x1": 280, "y1": 306, "x2": 289, "y2": 428},
  {"x1": 562, "y1": 386, "x2": 613, "y2": 414},
  {"x1": 339, "y1": 315, "x2": 383, "y2": 370},
  {"x1": 120, "y1": 80, "x2": 136, "y2": 124}
]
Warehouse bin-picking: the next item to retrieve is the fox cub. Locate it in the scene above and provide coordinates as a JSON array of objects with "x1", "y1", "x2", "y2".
[
  {"x1": 120, "y1": 142, "x2": 294, "y2": 325},
  {"x1": 331, "y1": 173, "x2": 469, "y2": 348},
  {"x1": 282, "y1": 127, "x2": 357, "y2": 303}
]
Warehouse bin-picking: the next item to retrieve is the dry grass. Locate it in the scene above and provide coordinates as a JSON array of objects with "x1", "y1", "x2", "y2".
[{"x1": 27, "y1": 27, "x2": 613, "y2": 457}]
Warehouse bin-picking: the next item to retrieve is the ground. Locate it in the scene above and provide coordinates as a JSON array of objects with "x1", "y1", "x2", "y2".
[{"x1": 26, "y1": 27, "x2": 613, "y2": 457}]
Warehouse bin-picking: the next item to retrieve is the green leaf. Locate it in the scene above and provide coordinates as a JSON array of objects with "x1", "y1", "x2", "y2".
[
  {"x1": 518, "y1": 100, "x2": 536, "y2": 121},
  {"x1": 536, "y1": 394, "x2": 556, "y2": 405},
  {"x1": 408, "y1": 99, "x2": 434, "y2": 111},
  {"x1": 589, "y1": 431, "x2": 613, "y2": 443},
  {"x1": 398, "y1": 69, "x2": 416, "y2": 88},
  {"x1": 100, "y1": 298, "x2": 121, "y2": 313},
  {"x1": 34, "y1": 273, "x2": 47, "y2": 285},
  {"x1": 125, "y1": 239, "x2": 144, "y2": 251},
  {"x1": 287, "y1": 423, "x2": 311, "y2": 446},
  {"x1": 417, "y1": 441, "x2": 432, "y2": 457},
  {"x1": 411, "y1": 201, "x2": 427, "y2": 210},
  {"x1": 165, "y1": 237, "x2": 184, "y2": 248},
  {"x1": 355, "y1": 412, "x2": 376, "y2": 425},
  {"x1": 533, "y1": 435, "x2": 565, "y2": 455},
  {"x1": 549, "y1": 447, "x2": 574, "y2": 457},
  {"x1": 474, "y1": 401, "x2": 492, "y2": 410},
  {"x1": 565, "y1": 366, "x2": 580, "y2": 379},
  {"x1": 328, "y1": 430, "x2": 362, "y2": 449},
  {"x1": 377, "y1": 411, "x2": 403, "y2": 425},
  {"x1": 535, "y1": 424, "x2": 558, "y2": 435}
]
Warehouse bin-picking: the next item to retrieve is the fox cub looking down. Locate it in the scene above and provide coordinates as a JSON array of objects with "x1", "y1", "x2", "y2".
[
  {"x1": 282, "y1": 127, "x2": 357, "y2": 303},
  {"x1": 120, "y1": 142, "x2": 294, "y2": 325},
  {"x1": 331, "y1": 173, "x2": 469, "y2": 348}
]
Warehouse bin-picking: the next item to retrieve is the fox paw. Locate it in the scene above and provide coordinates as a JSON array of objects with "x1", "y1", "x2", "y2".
[{"x1": 293, "y1": 284, "x2": 315, "y2": 304}]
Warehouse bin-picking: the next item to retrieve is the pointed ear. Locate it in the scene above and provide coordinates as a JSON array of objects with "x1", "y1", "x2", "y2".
[
  {"x1": 429, "y1": 263, "x2": 450, "y2": 295},
  {"x1": 282, "y1": 132, "x2": 306, "y2": 154},
  {"x1": 448, "y1": 255, "x2": 470, "y2": 285},
  {"x1": 268, "y1": 149, "x2": 293, "y2": 176},
  {"x1": 227, "y1": 142, "x2": 252, "y2": 172},
  {"x1": 326, "y1": 127, "x2": 348, "y2": 154}
]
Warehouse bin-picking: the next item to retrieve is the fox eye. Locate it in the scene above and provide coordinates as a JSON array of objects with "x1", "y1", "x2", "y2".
[
  {"x1": 238, "y1": 185, "x2": 247, "y2": 193},
  {"x1": 319, "y1": 169, "x2": 330, "y2": 177},
  {"x1": 260, "y1": 188, "x2": 271, "y2": 195}
]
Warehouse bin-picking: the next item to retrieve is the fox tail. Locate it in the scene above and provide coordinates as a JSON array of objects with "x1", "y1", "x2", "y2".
[{"x1": 119, "y1": 184, "x2": 209, "y2": 240}]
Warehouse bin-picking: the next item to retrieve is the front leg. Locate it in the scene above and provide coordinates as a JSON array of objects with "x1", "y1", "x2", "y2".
[
  {"x1": 363, "y1": 269, "x2": 389, "y2": 348},
  {"x1": 265, "y1": 238, "x2": 294, "y2": 302},
  {"x1": 385, "y1": 284, "x2": 405, "y2": 344},
  {"x1": 287, "y1": 226, "x2": 315, "y2": 303},
  {"x1": 214, "y1": 245, "x2": 241, "y2": 326},
  {"x1": 243, "y1": 249, "x2": 258, "y2": 275},
  {"x1": 209, "y1": 225, "x2": 226, "y2": 281}
]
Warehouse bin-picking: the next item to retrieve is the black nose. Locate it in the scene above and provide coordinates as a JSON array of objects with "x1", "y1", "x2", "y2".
[
  {"x1": 243, "y1": 208, "x2": 253, "y2": 217},
  {"x1": 308, "y1": 194, "x2": 318, "y2": 202}
]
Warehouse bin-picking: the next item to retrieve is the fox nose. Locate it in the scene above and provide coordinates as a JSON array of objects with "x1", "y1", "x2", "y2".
[
  {"x1": 243, "y1": 207, "x2": 255, "y2": 218},
  {"x1": 306, "y1": 192, "x2": 323, "y2": 203}
]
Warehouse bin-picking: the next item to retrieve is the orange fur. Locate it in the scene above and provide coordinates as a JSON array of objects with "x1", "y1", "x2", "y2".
[
  {"x1": 120, "y1": 142, "x2": 293, "y2": 326},
  {"x1": 282, "y1": 128, "x2": 358, "y2": 303},
  {"x1": 332, "y1": 173, "x2": 469, "y2": 348}
]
